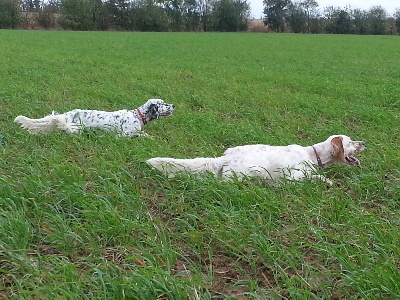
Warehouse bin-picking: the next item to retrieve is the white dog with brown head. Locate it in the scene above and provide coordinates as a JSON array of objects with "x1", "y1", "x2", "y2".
[{"x1": 147, "y1": 135, "x2": 365, "y2": 186}]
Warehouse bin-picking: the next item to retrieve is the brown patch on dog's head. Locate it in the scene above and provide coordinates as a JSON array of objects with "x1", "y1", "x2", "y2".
[{"x1": 331, "y1": 136, "x2": 346, "y2": 163}]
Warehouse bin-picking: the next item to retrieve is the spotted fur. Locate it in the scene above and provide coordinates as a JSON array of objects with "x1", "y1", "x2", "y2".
[{"x1": 14, "y1": 99, "x2": 174, "y2": 137}]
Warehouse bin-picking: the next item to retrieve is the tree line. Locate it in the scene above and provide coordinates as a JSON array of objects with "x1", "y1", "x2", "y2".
[
  {"x1": 0, "y1": 0, "x2": 399, "y2": 34},
  {"x1": 0, "y1": 0, "x2": 250, "y2": 31},
  {"x1": 263, "y1": 0, "x2": 400, "y2": 35}
]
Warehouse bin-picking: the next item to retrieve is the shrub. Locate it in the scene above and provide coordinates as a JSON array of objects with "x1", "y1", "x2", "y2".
[
  {"x1": 36, "y1": 4, "x2": 59, "y2": 29},
  {"x1": 59, "y1": 0, "x2": 100, "y2": 30},
  {"x1": 395, "y1": 9, "x2": 400, "y2": 34},
  {"x1": 129, "y1": 1, "x2": 169, "y2": 32},
  {"x1": 0, "y1": 0, "x2": 21, "y2": 29},
  {"x1": 211, "y1": 0, "x2": 250, "y2": 31}
]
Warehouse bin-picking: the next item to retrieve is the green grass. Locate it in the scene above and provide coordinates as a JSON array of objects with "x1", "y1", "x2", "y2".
[{"x1": 0, "y1": 30, "x2": 399, "y2": 299}]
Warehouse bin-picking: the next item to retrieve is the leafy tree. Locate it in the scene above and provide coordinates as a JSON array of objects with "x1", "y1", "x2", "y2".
[
  {"x1": 182, "y1": 0, "x2": 201, "y2": 31},
  {"x1": 263, "y1": 0, "x2": 292, "y2": 32},
  {"x1": 324, "y1": 7, "x2": 351, "y2": 34},
  {"x1": 352, "y1": 8, "x2": 368, "y2": 34},
  {"x1": 395, "y1": 8, "x2": 400, "y2": 34},
  {"x1": 300, "y1": 0, "x2": 317, "y2": 32},
  {"x1": 162, "y1": 0, "x2": 184, "y2": 31},
  {"x1": 367, "y1": 6, "x2": 387, "y2": 35},
  {"x1": 89, "y1": 0, "x2": 114, "y2": 30},
  {"x1": 287, "y1": 1, "x2": 307, "y2": 33},
  {"x1": 211, "y1": 0, "x2": 250, "y2": 31},
  {"x1": 0, "y1": 0, "x2": 21, "y2": 28},
  {"x1": 197, "y1": 0, "x2": 214, "y2": 31},
  {"x1": 104, "y1": 0, "x2": 130, "y2": 29},
  {"x1": 59, "y1": 0, "x2": 103, "y2": 30},
  {"x1": 335, "y1": 10, "x2": 351, "y2": 33},
  {"x1": 129, "y1": 0, "x2": 169, "y2": 31}
]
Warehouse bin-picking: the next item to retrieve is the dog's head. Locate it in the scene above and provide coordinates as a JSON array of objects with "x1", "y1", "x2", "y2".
[
  {"x1": 329, "y1": 135, "x2": 365, "y2": 167},
  {"x1": 141, "y1": 99, "x2": 174, "y2": 122}
]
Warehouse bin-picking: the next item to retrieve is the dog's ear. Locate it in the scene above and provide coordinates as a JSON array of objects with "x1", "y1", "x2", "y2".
[
  {"x1": 331, "y1": 136, "x2": 346, "y2": 162},
  {"x1": 148, "y1": 104, "x2": 159, "y2": 120}
]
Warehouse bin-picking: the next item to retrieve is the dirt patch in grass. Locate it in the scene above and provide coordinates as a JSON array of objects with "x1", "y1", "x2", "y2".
[
  {"x1": 206, "y1": 254, "x2": 274, "y2": 297},
  {"x1": 172, "y1": 252, "x2": 276, "y2": 298}
]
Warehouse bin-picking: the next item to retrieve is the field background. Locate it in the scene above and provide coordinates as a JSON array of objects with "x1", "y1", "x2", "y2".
[{"x1": 0, "y1": 31, "x2": 399, "y2": 299}]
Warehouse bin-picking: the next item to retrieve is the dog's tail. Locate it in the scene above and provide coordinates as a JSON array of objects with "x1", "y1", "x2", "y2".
[
  {"x1": 146, "y1": 157, "x2": 224, "y2": 178},
  {"x1": 14, "y1": 113, "x2": 68, "y2": 134}
]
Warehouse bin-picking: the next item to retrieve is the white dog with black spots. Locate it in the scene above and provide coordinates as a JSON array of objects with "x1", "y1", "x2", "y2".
[{"x1": 14, "y1": 98, "x2": 174, "y2": 137}]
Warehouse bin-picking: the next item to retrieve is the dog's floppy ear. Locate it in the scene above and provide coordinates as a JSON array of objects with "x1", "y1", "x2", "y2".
[
  {"x1": 148, "y1": 104, "x2": 159, "y2": 120},
  {"x1": 331, "y1": 136, "x2": 346, "y2": 162}
]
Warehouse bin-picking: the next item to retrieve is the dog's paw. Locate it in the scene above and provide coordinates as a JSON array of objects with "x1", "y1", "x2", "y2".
[
  {"x1": 137, "y1": 132, "x2": 154, "y2": 139},
  {"x1": 325, "y1": 178, "x2": 333, "y2": 187}
]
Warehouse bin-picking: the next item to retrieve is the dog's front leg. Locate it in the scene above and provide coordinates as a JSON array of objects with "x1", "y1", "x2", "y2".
[
  {"x1": 292, "y1": 168, "x2": 333, "y2": 187},
  {"x1": 119, "y1": 130, "x2": 153, "y2": 139},
  {"x1": 136, "y1": 132, "x2": 154, "y2": 139},
  {"x1": 63, "y1": 122, "x2": 82, "y2": 134}
]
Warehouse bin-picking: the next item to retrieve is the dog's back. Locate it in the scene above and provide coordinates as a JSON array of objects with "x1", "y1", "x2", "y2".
[
  {"x1": 221, "y1": 144, "x2": 311, "y2": 180},
  {"x1": 63, "y1": 109, "x2": 133, "y2": 130},
  {"x1": 148, "y1": 144, "x2": 313, "y2": 180}
]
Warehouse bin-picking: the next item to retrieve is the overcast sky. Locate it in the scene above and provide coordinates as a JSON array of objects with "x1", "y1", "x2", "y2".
[{"x1": 249, "y1": 0, "x2": 399, "y2": 18}]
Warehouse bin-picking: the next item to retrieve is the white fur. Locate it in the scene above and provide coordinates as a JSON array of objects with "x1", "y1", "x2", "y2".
[
  {"x1": 147, "y1": 135, "x2": 365, "y2": 185},
  {"x1": 14, "y1": 99, "x2": 174, "y2": 137}
]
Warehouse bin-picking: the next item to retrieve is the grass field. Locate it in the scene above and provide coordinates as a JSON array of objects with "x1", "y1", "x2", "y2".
[{"x1": 0, "y1": 30, "x2": 399, "y2": 299}]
